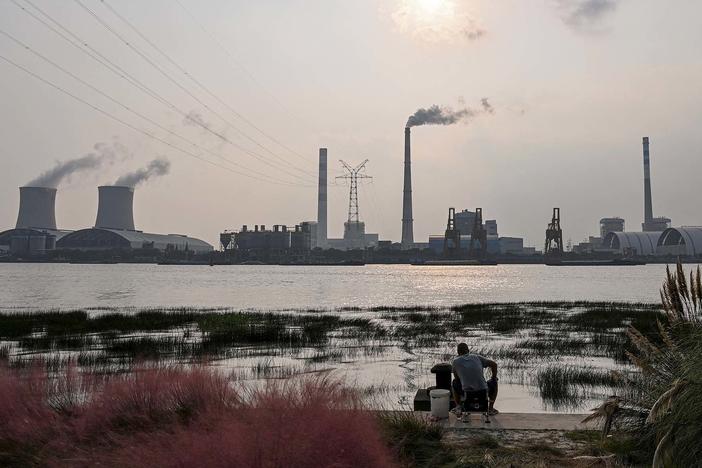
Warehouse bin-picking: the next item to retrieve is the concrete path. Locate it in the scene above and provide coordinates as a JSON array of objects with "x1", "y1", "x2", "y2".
[{"x1": 420, "y1": 412, "x2": 599, "y2": 431}]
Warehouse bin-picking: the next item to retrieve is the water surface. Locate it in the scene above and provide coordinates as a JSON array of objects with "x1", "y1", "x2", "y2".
[{"x1": 0, "y1": 263, "x2": 679, "y2": 311}]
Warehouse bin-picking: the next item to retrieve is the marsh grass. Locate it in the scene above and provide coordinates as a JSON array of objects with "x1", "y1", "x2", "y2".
[
  {"x1": 536, "y1": 365, "x2": 622, "y2": 408},
  {"x1": 0, "y1": 301, "x2": 664, "y2": 410}
]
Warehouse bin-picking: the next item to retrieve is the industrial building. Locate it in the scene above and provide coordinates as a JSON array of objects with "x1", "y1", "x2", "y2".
[
  {"x1": 572, "y1": 218, "x2": 625, "y2": 254},
  {"x1": 58, "y1": 229, "x2": 212, "y2": 254},
  {"x1": 427, "y1": 213, "x2": 533, "y2": 256},
  {"x1": 601, "y1": 231, "x2": 662, "y2": 256},
  {"x1": 596, "y1": 137, "x2": 671, "y2": 256},
  {"x1": 220, "y1": 149, "x2": 380, "y2": 255},
  {"x1": 57, "y1": 186, "x2": 212, "y2": 254},
  {"x1": 656, "y1": 227, "x2": 702, "y2": 257},
  {"x1": 224, "y1": 222, "x2": 318, "y2": 254},
  {"x1": 0, "y1": 186, "x2": 72, "y2": 255},
  {"x1": 600, "y1": 218, "x2": 625, "y2": 238},
  {"x1": 1, "y1": 185, "x2": 213, "y2": 256}
]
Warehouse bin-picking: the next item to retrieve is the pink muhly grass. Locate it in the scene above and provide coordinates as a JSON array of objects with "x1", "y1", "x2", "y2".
[
  {"x1": 0, "y1": 362, "x2": 396, "y2": 467},
  {"x1": 0, "y1": 362, "x2": 61, "y2": 442},
  {"x1": 78, "y1": 364, "x2": 240, "y2": 434},
  {"x1": 96, "y1": 376, "x2": 396, "y2": 468}
]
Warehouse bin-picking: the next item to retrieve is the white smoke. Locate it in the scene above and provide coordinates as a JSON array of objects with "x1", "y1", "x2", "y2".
[
  {"x1": 27, "y1": 141, "x2": 126, "y2": 188},
  {"x1": 114, "y1": 158, "x2": 171, "y2": 187}
]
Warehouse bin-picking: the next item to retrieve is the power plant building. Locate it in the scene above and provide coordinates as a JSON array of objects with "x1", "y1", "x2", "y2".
[
  {"x1": 656, "y1": 227, "x2": 702, "y2": 257},
  {"x1": 601, "y1": 231, "x2": 662, "y2": 256},
  {"x1": 0, "y1": 187, "x2": 72, "y2": 255},
  {"x1": 2, "y1": 184, "x2": 213, "y2": 256},
  {"x1": 600, "y1": 138, "x2": 670, "y2": 255},
  {"x1": 600, "y1": 218, "x2": 625, "y2": 238},
  {"x1": 57, "y1": 229, "x2": 212, "y2": 254}
]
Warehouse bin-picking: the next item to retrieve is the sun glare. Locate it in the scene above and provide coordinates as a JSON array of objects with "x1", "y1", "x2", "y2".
[
  {"x1": 417, "y1": 0, "x2": 445, "y2": 15},
  {"x1": 390, "y1": 0, "x2": 484, "y2": 44}
]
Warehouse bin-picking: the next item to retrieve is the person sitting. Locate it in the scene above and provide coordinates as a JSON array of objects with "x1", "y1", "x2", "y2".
[{"x1": 450, "y1": 342, "x2": 499, "y2": 416}]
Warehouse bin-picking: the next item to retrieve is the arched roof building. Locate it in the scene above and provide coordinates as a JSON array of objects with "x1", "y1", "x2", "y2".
[
  {"x1": 657, "y1": 227, "x2": 702, "y2": 257},
  {"x1": 57, "y1": 228, "x2": 213, "y2": 254},
  {"x1": 601, "y1": 231, "x2": 663, "y2": 256}
]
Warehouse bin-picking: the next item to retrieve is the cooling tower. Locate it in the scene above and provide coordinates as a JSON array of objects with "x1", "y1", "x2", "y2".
[
  {"x1": 15, "y1": 186, "x2": 57, "y2": 230},
  {"x1": 95, "y1": 186, "x2": 135, "y2": 231},
  {"x1": 317, "y1": 148, "x2": 328, "y2": 248},
  {"x1": 401, "y1": 127, "x2": 414, "y2": 248}
]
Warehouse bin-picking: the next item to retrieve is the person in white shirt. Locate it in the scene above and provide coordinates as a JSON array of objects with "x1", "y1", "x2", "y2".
[{"x1": 451, "y1": 342, "x2": 499, "y2": 415}]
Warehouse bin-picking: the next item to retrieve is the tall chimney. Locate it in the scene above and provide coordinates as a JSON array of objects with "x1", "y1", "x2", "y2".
[
  {"x1": 401, "y1": 127, "x2": 414, "y2": 248},
  {"x1": 317, "y1": 148, "x2": 327, "y2": 248},
  {"x1": 642, "y1": 137, "x2": 654, "y2": 231},
  {"x1": 95, "y1": 186, "x2": 135, "y2": 231},
  {"x1": 15, "y1": 187, "x2": 57, "y2": 230}
]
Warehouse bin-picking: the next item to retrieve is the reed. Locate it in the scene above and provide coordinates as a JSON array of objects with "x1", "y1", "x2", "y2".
[{"x1": 586, "y1": 264, "x2": 702, "y2": 466}]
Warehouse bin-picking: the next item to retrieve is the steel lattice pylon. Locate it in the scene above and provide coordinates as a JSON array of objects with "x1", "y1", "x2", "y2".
[{"x1": 336, "y1": 159, "x2": 371, "y2": 223}]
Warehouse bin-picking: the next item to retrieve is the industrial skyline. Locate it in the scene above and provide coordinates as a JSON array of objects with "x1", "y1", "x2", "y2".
[{"x1": 1, "y1": 1, "x2": 701, "y2": 247}]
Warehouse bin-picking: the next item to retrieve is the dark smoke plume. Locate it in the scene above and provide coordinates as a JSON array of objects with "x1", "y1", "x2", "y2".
[
  {"x1": 406, "y1": 98, "x2": 494, "y2": 127},
  {"x1": 557, "y1": 0, "x2": 618, "y2": 29},
  {"x1": 27, "y1": 142, "x2": 125, "y2": 188},
  {"x1": 481, "y1": 98, "x2": 494, "y2": 114},
  {"x1": 115, "y1": 158, "x2": 170, "y2": 187}
]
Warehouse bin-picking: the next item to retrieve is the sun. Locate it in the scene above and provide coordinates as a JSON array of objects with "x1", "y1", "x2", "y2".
[
  {"x1": 416, "y1": 0, "x2": 445, "y2": 15},
  {"x1": 389, "y1": 0, "x2": 485, "y2": 44}
]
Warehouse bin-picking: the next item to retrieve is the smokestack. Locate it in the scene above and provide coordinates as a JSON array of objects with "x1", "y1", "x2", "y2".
[
  {"x1": 642, "y1": 137, "x2": 653, "y2": 229},
  {"x1": 401, "y1": 127, "x2": 414, "y2": 248},
  {"x1": 15, "y1": 187, "x2": 57, "y2": 230},
  {"x1": 317, "y1": 148, "x2": 327, "y2": 248},
  {"x1": 95, "y1": 186, "x2": 135, "y2": 231}
]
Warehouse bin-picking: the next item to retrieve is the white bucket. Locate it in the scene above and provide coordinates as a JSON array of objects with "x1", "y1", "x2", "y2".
[{"x1": 429, "y1": 389, "x2": 450, "y2": 419}]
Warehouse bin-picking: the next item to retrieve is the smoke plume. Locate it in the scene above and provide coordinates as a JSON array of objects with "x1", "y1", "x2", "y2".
[
  {"x1": 480, "y1": 98, "x2": 494, "y2": 114},
  {"x1": 556, "y1": 0, "x2": 618, "y2": 29},
  {"x1": 26, "y1": 142, "x2": 124, "y2": 188},
  {"x1": 115, "y1": 158, "x2": 171, "y2": 187},
  {"x1": 183, "y1": 110, "x2": 227, "y2": 141},
  {"x1": 406, "y1": 98, "x2": 494, "y2": 127}
]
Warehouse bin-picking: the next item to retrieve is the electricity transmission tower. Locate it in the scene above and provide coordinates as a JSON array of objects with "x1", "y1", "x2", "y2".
[{"x1": 336, "y1": 160, "x2": 372, "y2": 223}]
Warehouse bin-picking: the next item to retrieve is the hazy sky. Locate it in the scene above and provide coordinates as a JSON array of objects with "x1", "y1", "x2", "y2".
[{"x1": 1, "y1": 0, "x2": 700, "y2": 247}]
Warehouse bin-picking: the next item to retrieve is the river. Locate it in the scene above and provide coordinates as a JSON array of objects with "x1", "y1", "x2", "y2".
[{"x1": 0, "y1": 263, "x2": 688, "y2": 311}]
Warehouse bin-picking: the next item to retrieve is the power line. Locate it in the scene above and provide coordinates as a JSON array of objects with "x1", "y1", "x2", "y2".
[
  {"x1": 101, "y1": 0, "x2": 316, "y2": 170},
  {"x1": 12, "y1": 0, "x2": 315, "y2": 184},
  {"x1": 0, "y1": 53, "x2": 310, "y2": 187},
  {"x1": 173, "y1": 0, "x2": 315, "y2": 163},
  {"x1": 16, "y1": 0, "x2": 168, "y2": 110},
  {"x1": 73, "y1": 0, "x2": 316, "y2": 183},
  {"x1": 0, "y1": 28, "x2": 310, "y2": 187}
]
